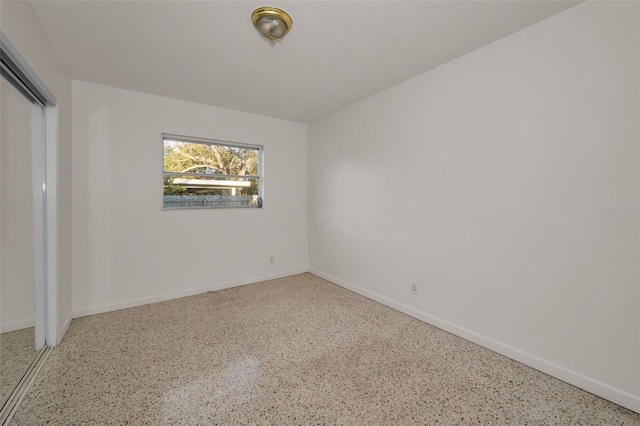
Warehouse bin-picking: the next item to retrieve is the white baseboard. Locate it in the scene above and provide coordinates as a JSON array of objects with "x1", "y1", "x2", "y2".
[
  {"x1": 72, "y1": 268, "x2": 309, "y2": 319},
  {"x1": 1, "y1": 319, "x2": 35, "y2": 334},
  {"x1": 58, "y1": 311, "x2": 73, "y2": 345},
  {"x1": 309, "y1": 268, "x2": 640, "y2": 414}
]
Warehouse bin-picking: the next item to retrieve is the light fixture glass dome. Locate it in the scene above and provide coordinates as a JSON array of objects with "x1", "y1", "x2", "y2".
[{"x1": 251, "y1": 7, "x2": 293, "y2": 43}]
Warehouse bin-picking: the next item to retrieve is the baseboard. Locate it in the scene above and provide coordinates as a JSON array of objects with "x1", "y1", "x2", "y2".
[
  {"x1": 72, "y1": 268, "x2": 309, "y2": 319},
  {"x1": 1, "y1": 319, "x2": 35, "y2": 334},
  {"x1": 57, "y1": 311, "x2": 73, "y2": 345},
  {"x1": 308, "y1": 268, "x2": 640, "y2": 414}
]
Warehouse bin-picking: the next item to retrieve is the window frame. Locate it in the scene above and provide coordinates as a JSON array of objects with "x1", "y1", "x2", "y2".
[{"x1": 161, "y1": 133, "x2": 264, "y2": 210}]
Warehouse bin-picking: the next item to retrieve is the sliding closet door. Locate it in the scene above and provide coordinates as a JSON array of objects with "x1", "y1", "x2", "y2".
[{"x1": 0, "y1": 76, "x2": 43, "y2": 406}]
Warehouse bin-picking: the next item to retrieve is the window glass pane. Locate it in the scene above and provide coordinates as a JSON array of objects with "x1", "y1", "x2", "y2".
[
  {"x1": 164, "y1": 140, "x2": 258, "y2": 176},
  {"x1": 163, "y1": 137, "x2": 261, "y2": 209}
]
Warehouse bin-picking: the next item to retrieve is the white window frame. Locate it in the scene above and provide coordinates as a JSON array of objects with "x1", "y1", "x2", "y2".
[{"x1": 162, "y1": 133, "x2": 264, "y2": 210}]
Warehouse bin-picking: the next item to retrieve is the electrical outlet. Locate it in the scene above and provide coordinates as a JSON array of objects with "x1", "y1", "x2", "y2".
[
  {"x1": 411, "y1": 283, "x2": 418, "y2": 295},
  {"x1": 269, "y1": 257, "x2": 274, "y2": 264}
]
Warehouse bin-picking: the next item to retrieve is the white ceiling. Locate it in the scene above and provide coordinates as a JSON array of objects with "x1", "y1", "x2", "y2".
[{"x1": 31, "y1": 1, "x2": 580, "y2": 123}]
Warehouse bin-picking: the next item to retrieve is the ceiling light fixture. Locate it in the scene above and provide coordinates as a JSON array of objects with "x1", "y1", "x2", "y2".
[{"x1": 251, "y1": 6, "x2": 293, "y2": 44}]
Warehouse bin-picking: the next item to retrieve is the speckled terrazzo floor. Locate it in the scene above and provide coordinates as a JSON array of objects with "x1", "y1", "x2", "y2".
[
  {"x1": 9, "y1": 273, "x2": 640, "y2": 425},
  {"x1": 0, "y1": 327, "x2": 36, "y2": 407}
]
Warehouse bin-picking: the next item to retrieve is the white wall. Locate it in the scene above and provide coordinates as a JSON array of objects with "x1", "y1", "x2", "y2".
[
  {"x1": 72, "y1": 81, "x2": 308, "y2": 316},
  {"x1": 0, "y1": 0, "x2": 73, "y2": 342},
  {"x1": 309, "y1": 1, "x2": 639, "y2": 412}
]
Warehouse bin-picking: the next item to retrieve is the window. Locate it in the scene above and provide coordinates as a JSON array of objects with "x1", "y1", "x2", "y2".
[{"x1": 162, "y1": 134, "x2": 262, "y2": 209}]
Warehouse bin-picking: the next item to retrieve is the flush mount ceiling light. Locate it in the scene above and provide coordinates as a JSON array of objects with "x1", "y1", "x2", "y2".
[{"x1": 251, "y1": 6, "x2": 293, "y2": 44}]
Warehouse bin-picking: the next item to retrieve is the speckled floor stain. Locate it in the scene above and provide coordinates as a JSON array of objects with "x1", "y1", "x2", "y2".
[{"x1": 10, "y1": 274, "x2": 640, "y2": 425}]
